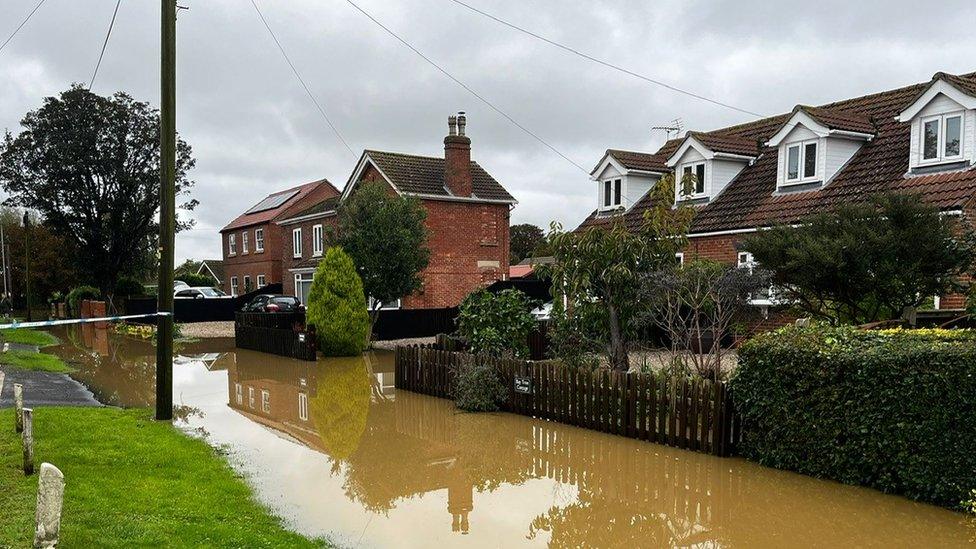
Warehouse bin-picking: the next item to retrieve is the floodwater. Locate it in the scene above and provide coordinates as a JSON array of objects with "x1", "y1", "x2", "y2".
[{"x1": 48, "y1": 325, "x2": 974, "y2": 548}]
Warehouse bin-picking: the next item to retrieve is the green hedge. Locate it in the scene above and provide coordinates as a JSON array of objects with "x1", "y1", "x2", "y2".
[{"x1": 732, "y1": 325, "x2": 976, "y2": 509}]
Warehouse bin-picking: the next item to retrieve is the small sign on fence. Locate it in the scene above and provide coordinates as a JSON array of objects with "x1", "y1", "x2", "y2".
[{"x1": 514, "y1": 376, "x2": 533, "y2": 395}]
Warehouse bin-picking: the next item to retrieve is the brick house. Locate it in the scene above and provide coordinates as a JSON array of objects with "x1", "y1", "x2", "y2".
[
  {"x1": 578, "y1": 71, "x2": 976, "y2": 312},
  {"x1": 219, "y1": 179, "x2": 340, "y2": 296}
]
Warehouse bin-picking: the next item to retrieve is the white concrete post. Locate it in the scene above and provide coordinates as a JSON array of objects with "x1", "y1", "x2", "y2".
[
  {"x1": 14, "y1": 382, "x2": 24, "y2": 433},
  {"x1": 0, "y1": 370, "x2": 5, "y2": 398},
  {"x1": 33, "y1": 463, "x2": 64, "y2": 549},
  {"x1": 23, "y1": 407, "x2": 34, "y2": 475}
]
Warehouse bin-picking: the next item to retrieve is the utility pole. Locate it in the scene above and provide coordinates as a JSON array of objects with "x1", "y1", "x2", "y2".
[
  {"x1": 155, "y1": 0, "x2": 177, "y2": 421},
  {"x1": 0, "y1": 222, "x2": 8, "y2": 299},
  {"x1": 23, "y1": 212, "x2": 31, "y2": 322}
]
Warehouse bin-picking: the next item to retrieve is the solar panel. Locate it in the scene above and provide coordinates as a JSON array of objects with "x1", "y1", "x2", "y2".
[{"x1": 244, "y1": 189, "x2": 300, "y2": 215}]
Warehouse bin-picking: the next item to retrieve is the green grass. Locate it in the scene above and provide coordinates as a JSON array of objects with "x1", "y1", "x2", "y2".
[
  {"x1": 0, "y1": 328, "x2": 59, "y2": 348},
  {"x1": 0, "y1": 407, "x2": 326, "y2": 548},
  {"x1": 0, "y1": 350, "x2": 74, "y2": 373}
]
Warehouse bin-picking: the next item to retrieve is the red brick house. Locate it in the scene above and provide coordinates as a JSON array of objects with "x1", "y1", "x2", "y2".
[
  {"x1": 578, "y1": 71, "x2": 976, "y2": 312},
  {"x1": 220, "y1": 179, "x2": 340, "y2": 296},
  {"x1": 216, "y1": 113, "x2": 515, "y2": 308}
]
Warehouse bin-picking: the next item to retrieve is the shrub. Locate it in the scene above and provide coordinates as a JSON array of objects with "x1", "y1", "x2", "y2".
[
  {"x1": 176, "y1": 272, "x2": 216, "y2": 288},
  {"x1": 732, "y1": 324, "x2": 976, "y2": 509},
  {"x1": 306, "y1": 247, "x2": 370, "y2": 356},
  {"x1": 456, "y1": 289, "x2": 536, "y2": 358},
  {"x1": 115, "y1": 276, "x2": 145, "y2": 298},
  {"x1": 66, "y1": 285, "x2": 100, "y2": 317},
  {"x1": 451, "y1": 357, "x2": 508, "y2": 412}
]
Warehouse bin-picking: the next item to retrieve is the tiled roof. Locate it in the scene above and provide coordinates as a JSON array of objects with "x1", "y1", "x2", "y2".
[
  {"x1": 285, "y1": 196, "x2": 340, "y2": 220},
  {"x1": 795, "y1": 105, "x2": 876, "y2": 135},
  {"x1": 598, "y1": 148, "x2": 675, "y2": 174},
  {"x1": 688, "y1": 132, "x2": 761, "y2": 157},
  {"x1": 198, "y1": 260, "x2": 225, "y2": 284},
  {"x1": 577, "y1": 71, "x2": 976, "y2": 235},
  {"x1": 222, "y1": 180, "x2": 329, "y2": 231},
  {"x1": 365, "y1": 150, "x2": 515, "y2": 202}
]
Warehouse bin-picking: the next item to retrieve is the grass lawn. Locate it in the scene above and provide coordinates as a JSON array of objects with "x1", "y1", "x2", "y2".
[
  {"x1": 0, "y1": 328, "x2": 59, "y2": 348},
  {"x1": 0, "y1": 349, "x2": 74, "y2": 373},
  {"x1": 0, "y1": 407, "x2": 325, "y2": 548}
]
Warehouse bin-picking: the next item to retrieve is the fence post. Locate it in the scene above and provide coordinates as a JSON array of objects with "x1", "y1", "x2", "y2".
[
  {"x1": 23, "y1": 407, "x2": 34, "y2": 475},
  {"x1": 0, "y1": 371, "x2": 5, "y2": 399},
  {"x1": 14, "y1": 383, "x2": 24, "y2": 433},
  {"x1": 33, "y1": 462, "x2": 64, "y2": 549}
]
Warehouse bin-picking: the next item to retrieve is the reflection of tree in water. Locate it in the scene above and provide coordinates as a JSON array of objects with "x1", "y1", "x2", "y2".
[
  {"x1": 309, "y1": 356, "x2": 371, "y2": 471},
  {"x1": 52, "y1": 325, "x2": 157, "y2": 407}
]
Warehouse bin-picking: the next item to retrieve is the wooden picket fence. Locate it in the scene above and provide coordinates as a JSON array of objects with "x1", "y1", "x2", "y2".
[{"x1": 394, "y1": 346, "x2": 742, "y2": 457}]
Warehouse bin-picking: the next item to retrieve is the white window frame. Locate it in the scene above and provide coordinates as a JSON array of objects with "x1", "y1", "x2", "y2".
[
  {"x1": 600, "y1": 178, "x2": 623, "y2": 210},
  {"x1": 230, "y1": 276, "x2": 239, "y2": 297},
  {"x1": 235, "y1": 383, "x2": 242, "y2": 405},
  {"x1": 292, "y1": 228, "x2": 302, "y2": 258},
  {"x1": 294, "y1": 272, "x2": 314, "y2": 303},
  {"x1": 261, "y1": 389, "x2": 270, "y2": 413},
  {"x1": 248, "y1": 386, "x2": 255, "y2": 409},
  {"x1": 228, "y1": 233, "x2": 237, "y2": 256},
  {"x1": 298, "y1": 393, "x2": 309, "y2": 421},
  {"x1": 368, "y1": 296, "x2": 402, "y2": 310},
  {"x1": 241, "y1": 231, "x2": 249, "y2": 254},
  {"x1": 680, "y1": 162, "x2": 707, "y2": 198},
  {"x1": 257, "y1": 274, "x2": 266, "y2": 288},
  {"x1": 784, "y1": 140, "x2": 818, "y2": 184},
  {"x1": 675, "y1": 252, "x2": 684, "y2": 266},
  {"x1": 255, "y1": 228, "x2": 265, "y2": 252},
  {"x1": 737, "y1": 252, "x2": 755, "y2": 274},
  {"x1": 919, "y1": 111, "x2": 965, "y2": 165},
  {"x1": 312, "y1": 224, "x2": 324, "y2": 256}
]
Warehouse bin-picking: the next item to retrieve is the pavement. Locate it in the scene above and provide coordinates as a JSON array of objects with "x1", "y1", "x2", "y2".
[{"x1": 0, "y1": 365, "x2": 102, "y2": 408}]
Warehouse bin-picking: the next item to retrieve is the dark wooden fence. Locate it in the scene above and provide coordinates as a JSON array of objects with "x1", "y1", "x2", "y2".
[
  {"x1": 127, "y1": 284, "x2": 284, "y2": 323},
  {"x1": 372, "y1": 307, "x2": 459, "y2": 340},
  {"x1": 394, "y1": 346, "x2": 742, "y2": 457},
  {"x1": 234, "y1": 311, "x2": 317, "y2": 360}
]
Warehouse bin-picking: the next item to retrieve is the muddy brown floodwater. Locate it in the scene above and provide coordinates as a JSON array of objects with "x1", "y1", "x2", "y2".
[{"x1": 48, "y1": 325, "x2": 974, "y2": 548}]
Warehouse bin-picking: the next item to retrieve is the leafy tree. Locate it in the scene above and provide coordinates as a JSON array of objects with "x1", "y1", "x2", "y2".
[
  {"x1": 743, "y1": 193, "x2": 974, "y2": 324},
  {"x1": 0, "y1": 208, "x2": 78, "y2": 307},
  {"x1": 542, "y1": 175, "x2": 694, "y2": 371},
  {"x1": 333, "y1": 181, "x2": 429, "y2": 337},
  {"x1": 456, "y1": 288, "x2": 536, "y2": 358},
  {"x1": 0, "y1": 85, "x2": 197, "y2": 294},
  {"x1": 306, "y1": 247, "x2": 370, "y2": 356},
  {"x1": 509, "y1": 223, "x2": 546, "y2": 264}
]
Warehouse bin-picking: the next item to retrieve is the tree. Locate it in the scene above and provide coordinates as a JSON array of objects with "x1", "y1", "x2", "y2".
[
  {"x1": 305, "y1": 247, "x2": 370, "y2": 356},
  {"x1": 456, "y1": 289, "x2": 536, "y2": 358},
  {"x1": 542, "y1": 175, "x2": 694, "y2": 371},
  {"x1": 334, "y1": 181, "x2": 429, "y2": 336},
  {"x1": 509, "y1": 223, "x2": 545, "y2": 264},
  {"x1": 0, "y1": 208, "x2": 78, "y2": 307},
  {"x1": 0, "y1": 85, "x2": 197, "y2": 294},
  {"x1": 743, "y1": 193, "x2": 974, "y2": 325}
]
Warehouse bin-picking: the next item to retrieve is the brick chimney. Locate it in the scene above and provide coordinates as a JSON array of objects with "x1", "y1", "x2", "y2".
[{"x1": 444, "y1": 112, "x2": 472, "y2": 197}]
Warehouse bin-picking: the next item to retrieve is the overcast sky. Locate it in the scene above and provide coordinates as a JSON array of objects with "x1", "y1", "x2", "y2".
[{"x1": 3, "y1": 0, "x2": 976, "y2": 263}]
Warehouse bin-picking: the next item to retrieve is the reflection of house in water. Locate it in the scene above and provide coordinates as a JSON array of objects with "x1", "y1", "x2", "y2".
[{"x1": 175, "y1": 352, "x2": 230, "y2": 371}]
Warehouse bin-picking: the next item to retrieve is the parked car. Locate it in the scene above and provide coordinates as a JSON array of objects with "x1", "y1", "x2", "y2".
[
  {"x1": 242, "y1": 294, "x2": 305, "y2": 312},
  {"x1": 174, "y1": 287, "x2": 229, "y2": 299}
]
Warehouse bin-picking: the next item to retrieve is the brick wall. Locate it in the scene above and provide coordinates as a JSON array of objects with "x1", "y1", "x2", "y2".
[{"x1": 221, "y1": 222, "x2": 281, "y2": 295}]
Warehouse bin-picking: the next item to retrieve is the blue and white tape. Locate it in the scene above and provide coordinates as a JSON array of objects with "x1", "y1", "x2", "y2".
[{"x1": 0, "y1": 312, "x2": 172, "y2": 331}]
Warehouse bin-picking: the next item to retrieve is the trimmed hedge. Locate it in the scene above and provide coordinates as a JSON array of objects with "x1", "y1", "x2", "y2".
[{"x1": 732, "y1": 325, "x2": 976, "y2": 509}]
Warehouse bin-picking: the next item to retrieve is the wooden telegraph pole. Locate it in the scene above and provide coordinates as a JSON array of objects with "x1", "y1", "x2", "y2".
[
  {"x1": 155, "y1": 0, "x2": 177, "y2": 421},
  {"x1": 23, "y1": 212, "x2": 31, "y2": 322}
]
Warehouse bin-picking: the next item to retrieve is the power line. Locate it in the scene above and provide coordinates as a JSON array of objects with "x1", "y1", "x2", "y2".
[
  {"x1": 445, "y1": 0, "x2": 764, "y2": 118},
  {"x1": 89, "y1": 0, "x2": 123, "y2": 90},
  {"x1": 342, "y1": 0, "x2": 588, "y2": 174},
  {"x1": 0, "y1": 0, "x2": 47, "y2": 55},
  {"x1": 249, "y1": 0, "x2": 356, "y2": 158}
]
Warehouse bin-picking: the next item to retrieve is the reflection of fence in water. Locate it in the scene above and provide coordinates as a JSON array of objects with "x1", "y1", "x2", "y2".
[{"x1": 392, "y1": 389, "x2": 738, "y2": 541}]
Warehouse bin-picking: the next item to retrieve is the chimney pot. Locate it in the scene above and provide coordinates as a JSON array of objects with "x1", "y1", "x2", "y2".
[
  {"x1": 444, "y1": 112, "x2": 472, "y2": 197},
  {"x1": 448, "y1": 115, "x2": 457, "y2": 136},
  {"x1": 457, "y1": 112, "x2": 466, "y2": 136}
]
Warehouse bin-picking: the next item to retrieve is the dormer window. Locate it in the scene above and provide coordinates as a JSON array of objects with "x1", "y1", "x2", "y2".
[
  {"x1": 602, "y1": 178, "x2": 622, "y2": 209},
  {"x1": 785, "y1": 140, "x2": 818, "y2": 183},
  {"x1": 680, "y1": 162, "x2": 706, "y2": 197},
  {"x1": 920, "y1": 112, "x2": 964, "y2": 164}
]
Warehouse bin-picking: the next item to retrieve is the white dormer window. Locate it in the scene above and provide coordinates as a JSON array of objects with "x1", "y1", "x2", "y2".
[
  {"x1": 602, "y1": 178, "x2": 623, "y2": 209},
  {"x1": 920, "y1": 112, "x2": 964, "y2": 164},
  {"x1": 785, "y1": 140, "x2": 818, "y2": 183},
  {"x1": 680, "y1": 162, "x2": 706, "y2": 197}
]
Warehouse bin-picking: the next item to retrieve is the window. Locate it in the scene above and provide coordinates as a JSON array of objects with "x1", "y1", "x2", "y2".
[
  {"x1": 295, "y1": 272, "x2": 314, "y2": 305},
  {"x1": 298, "y1": 393, "x2": 309, "y2": 421},
  {"x1": 292, "y1": 228, "x2": 302, "y2": 258},
  {"x1": 228, "y1": 234, "x2": 237, "y2": 255},
  {"x1": 255, "y1": 228, "x2": 264, "y2": 252},
  {"x1": 785, "y1": 140, "x2": 817, "y2": 183},
  {"x1": 675, "y1": 252, "x2": 684, "y2": 266},
  {"x1": 602, "y1": 178, "x2": 623, "y2": 208},
  {"x1": 261, "y1": 390, "x2": 270, "y2": 413},
  {"x1": 243, "y1": 275, "x2": 251, "y2": 293},
  {"x1": 230, "y1": 276, "x2": 239, "y2": 297},
  {"x1": 920, "y1": 112, "x2": 964, "y2": 164},
  {"x1": 681, "y1": 163, "x2": 706, "y2": 197},
  {"x1": 368, "y1": 296, "x2": 402, "y2": 310},
  {"x1": 235, "y1": 383, "x2": 242, "y2": 405},
  {"x1": 738, "y1": 252, "x2": 754, "y2": 273},
  {"x1": 312, "y1": 224, "x2": 324, "y2": 256},
  {"x1": 257, "y1": 274, "x2": 266, "y2": 288},
  {"x1": 241, "y1": 232, "x2": 249, "y2": 254},
  {"x1": 248, "y1": 387, "x2": 255, "y2": 408}
]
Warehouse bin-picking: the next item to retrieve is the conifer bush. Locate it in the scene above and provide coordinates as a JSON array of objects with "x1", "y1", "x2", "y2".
[
  {"x1": 732, "y1": 324, "x2": 976, "y2": 509},
  {"x1": 305, "y1": 247, "x2": 370, "y2": 356}
]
